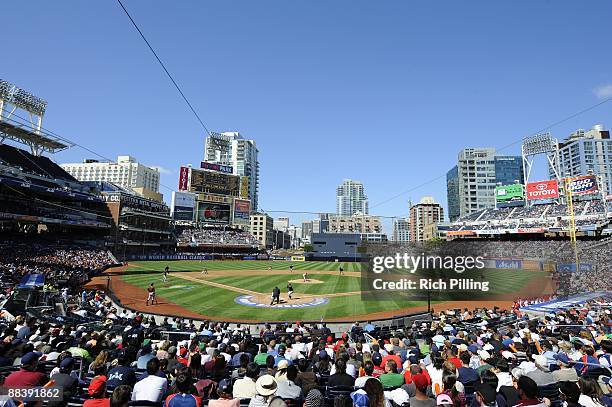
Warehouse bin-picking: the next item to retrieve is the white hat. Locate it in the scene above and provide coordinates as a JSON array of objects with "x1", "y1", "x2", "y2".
[
  {"x1": 384, "y1": 344, "x2": 394, "y2": 353},
  {"x1": 483, "y1": 344, "x2": 494, "y2": 351},
  {"x1": 277, "y1": 359, "x2": 289, "y2": 369},
  {"x1": 255, "y1": 375, "x2": 278, "y2": 397},
  {"x1": 501, "y1": 351, "x2": 516, "y2": 359},
  {"x1": 477, "y1": 350, "x2": 491, "y2": 360},
  {"x1": 532, "y1": 354, "x2": 548, "y2": 369},
  {"x1": 458, "y1": 344, "x2": 468, "y2": 352}
]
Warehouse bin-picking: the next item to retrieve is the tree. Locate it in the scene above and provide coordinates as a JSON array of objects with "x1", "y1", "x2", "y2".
[{"x1": 303, "y1": 244, "x2": 314, "y2": 252}]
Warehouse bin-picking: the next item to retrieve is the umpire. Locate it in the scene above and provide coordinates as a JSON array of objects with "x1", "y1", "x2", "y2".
[{"x1": 270, "y1": 286, "x2": 281, "y2": 305}]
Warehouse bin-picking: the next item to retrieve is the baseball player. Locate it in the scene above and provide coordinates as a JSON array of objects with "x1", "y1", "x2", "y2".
[
  {"x1": 146, "y1": 283, "x2": 157, "y2": 305},
  {"x1": 287, "y1": 282, "x2": 294, "y2": 300}
]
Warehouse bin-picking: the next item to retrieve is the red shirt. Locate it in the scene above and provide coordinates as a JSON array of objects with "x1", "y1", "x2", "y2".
[
  {"x1": 381, "y1": 355, "x2": 402, "y2": 370},
  {"x1": 4, "y1": 369, "x2": 47, "y2": 387},
  {"x1": 83, "y1": 398, "x2": 111, "y2": 407},
  {"x1": 404, "y1": 368, "x2": 431, "y2": 385},
  {"x1": 448, "y1": 357, "x2": 462, "y2": 370}
]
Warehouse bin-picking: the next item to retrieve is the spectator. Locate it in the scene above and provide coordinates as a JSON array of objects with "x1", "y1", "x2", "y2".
[
  {"x1": 110, "y1": 385, "x2": 132, "y2": 407},
  {"x1": 379, "y1": 360, "x2": 404, "y2": 389},
  {"x1": 515, "y1": 376, "x2": 546, "y2": 407},
  {"x1": 411, "y1": 373, "x2": 436, "y2": 407},
  {"x1": 233, "y1": 362, "x2": 258, "y2": 399},
  {"x1": 84, "y1": 375, "x2": 110, "y2": 407},
  {"x1": 276, "y1": 364, "x2": 301, "y2": 399},
  {"x1": 106, "y1": 352, "x2": 137, "y2": 389},
  {"x1": 49, "y1": 357, "x2": 78, "y2": 407},
  {"x1": 209, "y1": 379, "x2": 239, "y2": 407},
  {"x1": 4, "y1": 351, "x2": 47, "y2": 387},
  {"x1": 328, "y1": 359, "x2": 354, "y2": 387},
  {"x1": 164, "y1": 372, "x2": 201, "y2": 407},
  {"x1": 249, "y1": 375, "x2": 278, "y2": 407},
  {"x1": 132, "y1": 358, "x2": 168, "y2": 402},
  {"x1": 355, "y1": 360, "x2": 376, "y2": 388}
]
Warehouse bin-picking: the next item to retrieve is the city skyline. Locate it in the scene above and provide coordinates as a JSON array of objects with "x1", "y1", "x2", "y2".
[{"x1": 2, "y1": 1, "x2": 612, "y2": 231}]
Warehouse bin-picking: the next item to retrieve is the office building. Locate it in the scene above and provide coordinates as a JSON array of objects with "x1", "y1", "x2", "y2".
[
  {"x1": 392, "y1": 217, "x2": 411, "y2": 243},
  {"x1": 328, "y1": 213, "x2": 381, "y2": 234},
  {"x1": 273, "y1": 217, "x2": 289, "y2": 232},
  {"x1": 552, "y1": 124, "x2": 612, "y2": 196},
  {"x1": 61, "y1": 156, "x2": 160, "y2": 196},
  {"x1": 249, "y1": 212, "x2": 273, "y2": 249},
  {"x1": 336, "y1": 179, "x2": 368, "y2": 216},
  {"x1": 449, "y1": 148, "x2": 523, "y2": 219},
  {"x1": 301, "y1": 221, "x2": 313, "y2": 243},
  {"x1": 203, "y1": 131, "x2": 259, "y2": 210},
  {"x1": 409, "y1": 196, "x2": 444, "y2": 242}
]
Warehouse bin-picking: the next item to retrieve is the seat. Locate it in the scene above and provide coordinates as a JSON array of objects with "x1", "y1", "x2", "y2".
[{"x1": 538, "y1": 383, "x2": 562, "y2": 407}]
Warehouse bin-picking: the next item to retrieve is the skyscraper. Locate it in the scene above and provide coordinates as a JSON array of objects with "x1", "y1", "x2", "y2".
[
  {"x1": 336, "y1": 179, "x2": 368, "y2": 216},
  {"x1": 551, "y1": 124, "x2": 611, "y2": 196},
  {"x1": 449, "y1": 148, "x2": 523, "y2": 219},
  {"x1": 409, "y1": 197, "x2": 444, "y2": 242},
  {"x1": 203, "y1": 131, "x2": 259, "y2": 210}
]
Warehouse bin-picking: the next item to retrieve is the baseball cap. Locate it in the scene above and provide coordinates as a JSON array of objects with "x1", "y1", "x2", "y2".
[
  {"x1": 218, "y1": 378, "x2": 232, "y2": 394},
  {"x1": 21, "y1": 351, "x2": 42, "y2": 366},
  {"x1": 436, "y1": 394, "x2": 453, "y2": 406},
  {"x1": 318, "y1": 350, "x2": 329, "y2": 360},
  {"x1": 60, "y1": 357, "x2": 75, "y2": 370},
  {"x1": 468, "y1": 344, "x2": 479, "y2": 354},
  {"x1": 350, "y1": 390, "x2": 369, "y2": 407},
  {"x1": 412, "y1": 373, "x2": 428, "y2": 391},
  {"x1": 88, "y1": 375, "x2": 107, "y2": 396},
  {"x1": 372, "y1": 352, "x2": 383, "y2": 366},
  {"x1": 477, "y1": 350, "x2": 491, "y2": 361},
  {"x1": 277, "y1": 359, "x2": 289, "y2": 369},
  {"x1": 554, "y1": 353, "x2": 571, "y2": 365},
  {"x1": 475, "y1": 383, "x2": 496, "y2": 406}
]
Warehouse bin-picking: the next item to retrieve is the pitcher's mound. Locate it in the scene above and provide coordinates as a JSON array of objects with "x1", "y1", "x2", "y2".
[{"x1": 288, "y1": 279, "x2": 324, "y2": 284}]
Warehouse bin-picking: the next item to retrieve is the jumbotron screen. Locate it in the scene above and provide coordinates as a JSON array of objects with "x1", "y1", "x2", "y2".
[
  {"x1": 196, "y1": 202, "x2": 231, "y2": 224},
  {"x1": 189, "y1": 168, "x2": 240, "y2": 196}
]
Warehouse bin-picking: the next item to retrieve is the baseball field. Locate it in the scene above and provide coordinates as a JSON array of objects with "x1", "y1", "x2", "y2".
[{"x1": 92, "y1": 260, "x2": 555, "y2": 322}]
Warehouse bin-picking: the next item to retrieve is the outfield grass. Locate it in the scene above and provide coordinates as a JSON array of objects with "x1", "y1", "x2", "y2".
[{"x1": 119, "y1": 260, "x2": 545, "y2": 321}]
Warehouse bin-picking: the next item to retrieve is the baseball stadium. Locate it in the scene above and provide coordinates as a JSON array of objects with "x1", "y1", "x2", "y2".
[{"x1": 2, "y1": 5, "x2": 612, "y2": 405}]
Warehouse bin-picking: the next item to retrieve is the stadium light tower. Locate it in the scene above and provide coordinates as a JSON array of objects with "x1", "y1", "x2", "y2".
[
  {"x1": 521, "y1": 133, "x2": 562, "y2": 206},
  {"x1": 0, "y1": 79, "x2": 68, "y2": 155}
]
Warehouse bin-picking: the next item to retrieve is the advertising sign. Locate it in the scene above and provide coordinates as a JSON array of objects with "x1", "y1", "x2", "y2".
[
  {"x1": 197, "y1": 202, "x2": 230, "y2": 224},
  {"x1": 526, "y1": 180, "x2": 559, "y2": 200},
  {"x1": 556, "y1": 263, "x2": 594, "y2": 272},
  {"x1": 495, "y1": 259, "x2": 523, "y2": 269},
  {"x1": 518, "y1": 228, "x2": 545, "y2": 233},
  {"x1": 201, "y1": 162, "x2": 233, "y2": 174},
  {"x1": 495, "y1": 184, "x2": 524, "y2": 202},
  {"x1": 197, "y1": 193, "x2": 233, "y2": 204},
  {"x1": 233, "y1": 198, "x2": 251, "y2": 225},
  {"x1": 291, "y1": 255, "x2": 306, "y2": 262},
  {"x1": 240, "y1": 176, "x2": 249, "y2": 199},
  {"x1": 567, "y1": 175, "x2": 598, "y2": 196},
  {"x1": 173, "y1": 206, "x2": 194, "y2": 221},
  {"x1": 178, "y1": 166, "x2": 190, "y2": 191}
]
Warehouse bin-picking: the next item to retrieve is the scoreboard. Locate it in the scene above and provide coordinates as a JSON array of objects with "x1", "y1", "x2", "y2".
[{"x1": 188, "y1": 168, "x2": 240, "y2": 196}]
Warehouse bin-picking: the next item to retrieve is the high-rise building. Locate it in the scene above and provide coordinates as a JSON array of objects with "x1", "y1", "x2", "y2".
[
  {"x1": 450, "y1": 148, "x2": 523, "y2": 219},
  {"x1": 409, "y1": 196, "x2": 444, "y2": 242},
  {"x1": 273, "y1": 217, "x2": 289, "y2": 232},
  {"x1": 249, "y1": 212, "x2": 273, "y2": 249},
  {"x1": 392, "y1": 217, "x2": 411, "y2": 243},
  {"x1": 446, "y1": 166, "x2": 460, "y2": 222},
  {"x1": 336, "y1": 179, "x2": 368, "y2": 216},
  {"x1": 301, "y1": 221, "x2": 313, "y2": 242},
  {"x1": 203, "y1": 131, "x2": 259, "y2": 210},
  {"x1": 551, "y1": 124, "x2": 612, "y2": 195},
  {"x1": 328, "y1": 213, "x2": 381, "y2": 234},
  {"x1": 61, "y1": 155, "x2": 160, "y2": 195}
]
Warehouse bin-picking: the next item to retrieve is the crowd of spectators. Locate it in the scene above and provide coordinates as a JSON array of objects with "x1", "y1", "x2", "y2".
[
  {"x1": 0, "y1": 291, "x2": 609, "y2": 407},
  {"x1": 177, "y1": 229, "x2": 258, "y2": 248},
  {"x1": 451, "y1": 201, "x2": 610, "y2": 235},
  {"x1": 0, "y1": 244, "x2": 114, "y2": 292}
]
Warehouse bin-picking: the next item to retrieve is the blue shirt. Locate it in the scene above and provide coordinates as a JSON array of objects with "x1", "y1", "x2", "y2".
[{"x1": 165, "y1": 393, "x2": 199, "y2": 407}]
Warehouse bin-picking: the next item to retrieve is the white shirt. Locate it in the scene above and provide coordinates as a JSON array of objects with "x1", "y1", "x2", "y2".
[
  {"x1": 132, "y1": 375, "x2": 168, "y2": 402},
  {"x1": 355, "y1": 375, "x2": 376, "y2": 388}
]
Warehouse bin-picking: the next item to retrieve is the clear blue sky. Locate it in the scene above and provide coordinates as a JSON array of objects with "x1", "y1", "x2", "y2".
[{"x1": 3, "y1": 1, "x2": 612, "y2": 232}]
